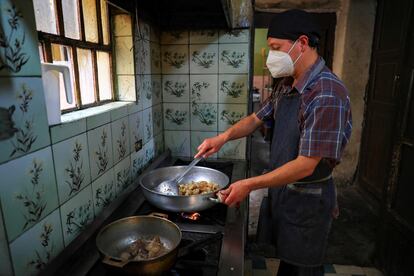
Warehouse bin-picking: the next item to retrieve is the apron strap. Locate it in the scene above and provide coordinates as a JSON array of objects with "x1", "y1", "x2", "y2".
[{"x1": 286, "y1": 174, "x2": 332, "y2": 195}]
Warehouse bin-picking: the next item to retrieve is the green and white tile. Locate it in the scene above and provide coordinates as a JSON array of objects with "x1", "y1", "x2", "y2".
[
  {"x1": 151, "y1": 75, "x2": 162, "y2": 106},
  {"x1": 0, "y1": 147, "x2": 58, "y2": 242},
  {"x1": 219, "y1": 29, "x2": 249, "y2": 43},
  {"x1": 114, "y1": 153, "x2": 131, "y2": 196},
  {"x1": 111, "y1": 117, "x2": 130, "y2": 164},
  {"x1": 129, "y1": 111, "x2": 143, "y2": 153},
  {"x1": 52, "y1": 133, "x2": 91, "y2": 205},
  {"x1": 219, "y1": 43, "x2": 249, "y2": 74},
  {"x1": 190, "y1": 44, "x2": 219, "y2": 74},
  {"x1": 218, "y1": 104, "x2": 247, "y2": 131},
  {"x1": 131, "y1": 149, "x2": 145, "y2": 182},
  {"x1": 164, "y1": 131, "x2": 191, "y2": 157},
  {"x1": 161, "y1": 45, "x2": 189, "y2": 74},
  {"x1": 115, "y1": 36, "x2": 134, "y2": 75},
  {"x1": 163, "y1": 103, "x2": 190, "y2": 131},
  {"x1": 218, "y1": 138, "x2": 246, "y2": 160},
  {"x1": 110, "y1": 104, "x2": 128, "y2": 122},
  {"x1": 190, "y1": 30, "x2": 219, "y2": 44},
  {"x1": 136, "y1": 19, "x2": 150, "y2": 41},
  {"x1": 86, "y1": 110, "x2": 110, "y2": 130},
  {"x1": 0, "y1": 77, "x2": 50, "y2": 164},
  {"x1": 87, "y1": 124, "x2": 114, "y2": 181},
  {"x1": 50, "y1": 118, "x2": 86, "y2": 144},
  {"x1": 143, "y1": 108, "x2": 153, "y2": 144},
  {"x1": 161, "y1": 30, "x2": 189, "y2": 45},
  {"x1": 191, "y1": 131, "x2": 218, "y2": 158},
  {"x1": 162, "y1": 75, "x2": 190, "y2": 103},
  {"x1": 135, "y1": 38, "x2": 150, "y2": 75},
  {"x1": 152, "y1": 103, "x2": 163, "y2": 136},
  {"x1": 143, "y1": 138, "x2": 155, "y2": 165},
  {"x1": 0, "y1": 0, "x2": 42, "y2": 76},
  {"x1": 190, "y1": 75, "x2": 218, "y2": 103},
  {"x1": 9, "y1": 209, "x2": 64, "y2": 276},
  {"x1": 0, "y1": 205, "x2": 13, "y2": 275},
  {"x1": 91, "y1": 168, "x2": 115, "y2": 216},
  {"x1": 218, "y1": 74, "x2": 249, "y2": 103},
  {"x1": 150, "y1": 42, "x2": 161, "y2": 74},
  {"x1": 133, "y1": 75, "x2": 144, "y2": 112},
  {"x1": 154, "y1": 133, "x2": 164, "y2": 157},
  {"x1": 117, "y1": 75, "x2": 136, "y2": 101},
  {"x1": 191, "y1": 103, "x2": 218, "y2": 131},
  {"x1": 59, "y1": 185, "x2": 94, "y2": 247},
  {"x1": 141, "y1": 75, "x2": 153, "y2": 110}
]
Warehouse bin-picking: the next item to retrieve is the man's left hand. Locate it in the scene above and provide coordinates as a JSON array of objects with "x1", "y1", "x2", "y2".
[{"x1": 219, "y1": 180, "x2": 251, "y2": 207}]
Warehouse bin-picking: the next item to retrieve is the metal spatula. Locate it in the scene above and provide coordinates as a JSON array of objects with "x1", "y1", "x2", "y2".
[{"x1": 154, "y1": 157, "x2": 202, "y2": 195}]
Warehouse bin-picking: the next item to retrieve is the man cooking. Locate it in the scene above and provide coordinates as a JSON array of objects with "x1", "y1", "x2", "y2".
[{"x1": 195, "y1": 9, "x2": 352, "y2": 276}]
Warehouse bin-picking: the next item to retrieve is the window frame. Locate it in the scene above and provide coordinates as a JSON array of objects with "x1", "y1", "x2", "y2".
[{"x1": 37, "y1": 0, "x2": 115, "y2": 113}]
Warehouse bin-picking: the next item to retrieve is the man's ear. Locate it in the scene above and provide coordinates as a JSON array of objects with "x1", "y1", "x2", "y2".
[{"x1": 298, "y1": 35, "x2": 309, "y2": 52}]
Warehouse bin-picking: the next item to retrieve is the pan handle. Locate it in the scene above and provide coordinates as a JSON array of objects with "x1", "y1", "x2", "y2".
[
  {"x1": 148, "y1": 212, "x2": 169, "y2": 219},
  {"x1": 102, "y1": 255, "x2": 130, "y2": 268}
]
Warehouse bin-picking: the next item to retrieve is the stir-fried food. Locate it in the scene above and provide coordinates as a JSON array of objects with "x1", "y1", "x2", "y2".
[
  {"x1": 120, "y1": 235, "x2": 167, "y2": 261},
  {"x1": 178, "y1": 181, "x2": 220, "y2": 195}
]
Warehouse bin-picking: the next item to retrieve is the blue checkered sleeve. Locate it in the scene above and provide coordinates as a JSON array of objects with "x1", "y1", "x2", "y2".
[{"x1": 255, "y1": 96, "x2": 274, "y2": 121}]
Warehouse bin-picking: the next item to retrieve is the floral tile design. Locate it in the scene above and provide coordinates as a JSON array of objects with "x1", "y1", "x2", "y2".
[
  {"x1": 154, "y1": 133, "x2": 164, "y2": 157},
  {"x1": 136, "y1": 19, "x2": 150, "y2": 41},
  {"x1": 218, "y1": 138, "x2": 246, "y2": 160},
  {"x1": 50, "y1": 118, "x2": 86, "y2": 144},
  {"x1": 161, "y1": 30, "x2": 189, "y2": 45},
  {"x1": 190, "y1": 44, "x2": 219, "y2": 74},
  {"x1": 87, "y1": 124, "x2": 114, "y2": 181},
  {"x1": 164, "y1": 131, "x2": 191, "y2": 157},
  {"x1": 161, "y1": 45, "x2": 189, "y2": 74},
  {"x1": 133, "y1": 75, "x2": 144, "y2": 112},
  {"x1": 218, "y1": 74, "x2": 249, "y2": 103},
  {"x1": 191, "y1": 131, "x2": 218, "y2": 158},
  {"x1": 190, "y1": 30, "x2": 218, "y2": 44},
  {"x1": 163, "y1": 103, "x2": 190, "y2": 131},
  {"x1": 0, "y1": 211, "x2": 13, "y2": 275},
  {"x1": 113, "y1": 14, "x2": 132, "y2": 36},
  {"x1": 150, "y1": 42, "x2": 161, "y2": 74},
  {"x1": 117, "y1": 75, "x2": 136, "y2": 101},
  {"x1": 59, "y1": 185, "x2": 94, "y2": 247},
  {"x1": 135, "y1": 38, "x2": 150, "y2": 75},
  {"x1": 115, "y1": 36, "x2": 134, "y2": 75},
  {"x1": 114, "y1": 153, "x2": 131, "y2": 196},
  {"x1": 141, "y1": 75, "x2": 153, "y2": 110},
  {"x1": 143, "y1": 138, "x2": 155, "y2": 167},
  {"x1": 52, "y1": 133, "x2": 91, "y2": 205},
  {"x1": 0, "y1": 147, "x2": 58, "y2": 242},
  {"x1": 0, "y1": 77, "x2": 50, "y2": 164},
  {"x1": 128, "y1": 111, "x2": 143, "y2": 153},
  {"x1": 130, "y1": 149, "x2": 145, "y2": 183},
  {"x1": 219, "y1": 43, "x2": 249, "y2": 74},
  {"x1": 0, "y1": 0, "x2": 42, "y2": 76},
  {"x1": 9, "y1": 209, "x2": 63, "y2": 276},
  {"x1": 111, "y1": 117, "x2": 130, "y2": 164},
  {"x1": 143, "y1": 108, "x2": 153, "y2": 145},
  {"x1": 191, "y1": 103, "x2": 218, "y2": 132},
  {"x1": 92, "y1": 168, "x2": 115, "y2": 216},
  {"x1": 162, "y1": 75, "x2": 190, "y2": 103},
  {"x1": 190, "y1": 75, "x2": 218, "y2": 103},
  {"x1": 218, "y1": 104, "x2": 247, "y2": 132},
  {"x1": 219, "y1": 29, "x2": 249, "y2": 43},
  {"x1": 152, "y1": 103, "x2": 163, "y2": 136},
  {"x1": 151, "y1": 75, "x2": 162, "y2": 106}
]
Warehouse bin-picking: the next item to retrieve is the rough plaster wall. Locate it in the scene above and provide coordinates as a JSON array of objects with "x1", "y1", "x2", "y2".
[{"x1": 333, "y1": 0, "x2": 376, "y2": 185}]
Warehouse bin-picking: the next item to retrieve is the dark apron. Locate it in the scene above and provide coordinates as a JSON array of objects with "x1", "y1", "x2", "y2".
[{"x1": 266, "y1": 61, "x2": 336, "y2": 267}]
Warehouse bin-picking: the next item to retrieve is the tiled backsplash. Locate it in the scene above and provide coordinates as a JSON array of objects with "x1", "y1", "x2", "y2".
[{"x1": 0, "y1": 1, "x2": 250, "y2": 275}]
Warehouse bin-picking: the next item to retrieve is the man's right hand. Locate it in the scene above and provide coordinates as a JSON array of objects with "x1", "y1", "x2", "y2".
[{"x1": 194, "y1": 134, "x2": 227, "y2": 158}]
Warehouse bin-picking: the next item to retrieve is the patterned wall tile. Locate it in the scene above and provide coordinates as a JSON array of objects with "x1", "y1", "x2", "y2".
[
  {"x1": 142, "y1": 108, "x2": 153, "y2": 145},
  {"x1": 59, "y1": 185, "x2": 94, "y2": 247},
  {"x1": 129, "y1": 111, "x2": 143, "y2": 154},
  {"x1": 149, "y1": 25, "x2": 160, "y2": 43},
  {"x1": 136, "y1": 19, "x2": 150, "y2": 41},
  {"x1": 133, "y1": 75, "x2": 144, "y2": 112},
  {"x1": 87, "y1": 124, "x2": 114, "y2": 181},
  {"x1": 151, "y1": 74, "x2": 162, "y2": 106},
  {"x1": 190, "y1": 30, "x2": 219, "y2": 44},
  {"x1": 50, "y1": 118, "x2": 86, "y2": 144},
  {"x1": 9, "y1": 209, "x2": 63, "y2": 276},
  {"x1": 130, "y1": 149, "x2": 145, "y2": 183},
  {"x1": 110, "y1": 105, "x2": 128, "y2": 122},
  {"x1": 218, "y1": 74, "x2": 249, "y2": 103},
  {"x1": 162, "y1": 75, "x2": 190, "y2": 103},
  {"x1": 161, "y1": 45, "x2": 189, "y2": 74},
  {"x1": 150, "y1": 42, "x2": 161, "y2": 74},
  {"x1": 154, "y1": 133, "x2": 164, "y2": 157},
  {"x1": 218, "y1": 104, "x2": 247, "y2": 132},
  {"x1": 161, "y1": 30, "x2": 189, "y2": 45},
  {"x1": 219, "y1": 43, "x2": 249, "y2": 74},
  {"x1": 141, "y1": 75, "x2": 153, "y2": 110},
  {"x1": 218, "y1": 138, "x2": 246, "y2": 160},
  {"x1": 0, "y1": 206, "x2": 13, "y2": 275},
  {"x1": 117, "y1": 75, "x2": 136, "y2": 101},
  {"x1": 0, "y1": 147, "x2": 58, "y2": 242},
  {"x1": 0, "y1": 0, "x2": 42, "y2": 76},
  {"x1": 135, "y1": 38, "x2": 151, "y2": 75},
  {"x1": 86, "y1": 110, "x2": 110, "y2": 130},
  {"x1": 190, "y1": 44, "x2": 218, "y2": 74},
  {"x1": 115, "y1": 36, "x2": 134, "y2": 75},
  {"x1": 113, "y1": 14, "x2": 132, "y2": 36},
  {"x1": 0, "y1": 77, "x2": 50, "y2": 164},
  {"x1": 143, "y1": 138, "x2": 155, "y2": 164},
  {"x1": 163, "y1": 103, "x2": 190, "y2": 131},
  {"x1": 191, "y1": 131, "x2": 218, "y2": 158},
  {"x1": 191, "y1": 103, "x2": 218, "y2": 132},
  {"x1": 190, "y1": 75, "x2": 218, "y2": 103},
  {"x1": 219, "y1": 29, "x2": 249, "y2": 43},
  {"x1": 164, "y1": 131, "x2": 191, "y2": 157},
  {"x1": 111, "y1": 117, "x2": 130, "y2": 165},
  {"x1": 91, "y1": 168, "x2": 115, "y2": 216},
  {"x1": 114, "y1": 154, "x2": 131, "y2": 196},
  {"x1": 152, "y1": 103, "x2": 163, "y2": 136},
  {"x1": 52, "y1": 133, "x2": 91, "y2": 204}
]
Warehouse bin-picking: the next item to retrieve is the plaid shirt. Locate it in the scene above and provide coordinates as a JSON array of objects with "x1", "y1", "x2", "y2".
[{"x1": 256, "y1": 58, "x2": 352, "y2": 166}]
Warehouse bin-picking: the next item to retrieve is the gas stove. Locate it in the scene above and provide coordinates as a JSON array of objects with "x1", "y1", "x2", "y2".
[{"x1": 42, "y1": 152, "x2": 247, "y2": 276}]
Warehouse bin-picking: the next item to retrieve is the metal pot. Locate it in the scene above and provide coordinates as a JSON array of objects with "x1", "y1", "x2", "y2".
[
  {"x1": 96, "y1": 215, "x2": 182, "y2": 275},
  {"x1": 140, "y1": 166, "x2": 229, "y2": 212}
]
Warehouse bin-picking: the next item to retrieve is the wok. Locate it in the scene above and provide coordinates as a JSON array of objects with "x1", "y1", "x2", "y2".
[
  {"x1": 96, "y1": 215, "x2": 181, "y2": 275},
  {"x1": 140, "y1": 166, "x2": 229, "y2": 212}
]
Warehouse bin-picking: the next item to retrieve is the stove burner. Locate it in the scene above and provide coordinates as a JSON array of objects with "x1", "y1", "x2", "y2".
[{"x1": 181, "y1": 212, "x2": 201, "y2": 221}]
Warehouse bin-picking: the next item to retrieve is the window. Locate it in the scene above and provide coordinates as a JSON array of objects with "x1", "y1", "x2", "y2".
[{"x1": 34, "y1": 0, "x2": 113, "y2": 112}]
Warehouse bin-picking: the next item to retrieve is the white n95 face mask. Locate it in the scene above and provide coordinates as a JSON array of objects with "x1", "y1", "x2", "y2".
[{"x1": 266, "y1": 40, "x2": 302, "y2": 78}]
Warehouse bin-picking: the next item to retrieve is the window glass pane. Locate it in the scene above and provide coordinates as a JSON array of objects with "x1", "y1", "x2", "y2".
[
  {"x1": 97, "y1": 51, "x2": 112, "y2": 100},
  {"x1": 82, "y1": 0, "x2": 99, "y2": 43},
  {"x1": 51, "y1": 44, "x2": 77, "y2": 110},
  {"x1": 62, "y1": 0, "x2": 81, "y2": 39},
  {"x1": 101, "y1": 0, "x2": 110, "y2": 45},
  {"x1": 33, "y1": 0, "x2": 58, "y2": 34},
  {"x1": 77, "y1": 48, "x2": 95, "y2": 105}
]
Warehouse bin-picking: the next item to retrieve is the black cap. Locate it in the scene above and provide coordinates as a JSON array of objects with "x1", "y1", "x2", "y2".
[{"x1": 267, "y1": 9, "x2": 321, "y2": 41}]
